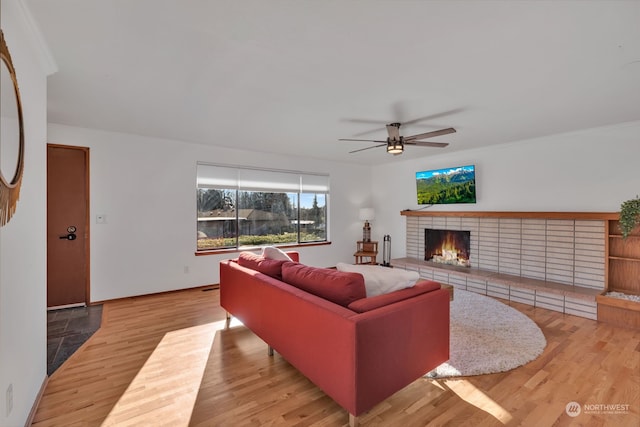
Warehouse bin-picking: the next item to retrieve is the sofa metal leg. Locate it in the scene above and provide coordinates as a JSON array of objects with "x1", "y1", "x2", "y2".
[
  {"x1": 268, "y1": 345, "x2": 274, "y2": 356},
  {"x1": 349, "y1": 413, "x2": 358, "y2": 427},
  {"x1": 224, "y1": 312, "x2": 232, "y2": 329}
]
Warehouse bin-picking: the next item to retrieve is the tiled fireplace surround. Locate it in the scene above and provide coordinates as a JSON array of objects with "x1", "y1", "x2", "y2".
[{"x1": 391, "y1": 213, "x2": 608, "y2": 320}]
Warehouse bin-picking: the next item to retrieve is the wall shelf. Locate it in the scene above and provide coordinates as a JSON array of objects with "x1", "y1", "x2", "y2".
[
  {"x1": 599, "y1": 219, "x2": 640, "y2": 330},
  {"x1": 609, "y1": 256, "x2": 640, "y2": 262}
]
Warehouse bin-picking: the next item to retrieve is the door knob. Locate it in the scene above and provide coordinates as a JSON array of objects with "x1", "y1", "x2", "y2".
[{"x1": 59, "y1": 233, "x2": 77, "y2": 240}]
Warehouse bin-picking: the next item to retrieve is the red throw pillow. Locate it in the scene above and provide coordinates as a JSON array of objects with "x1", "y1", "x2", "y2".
[
  {"x1": 281, "y1": 262, "x2": 366, "y2": 307},
  {"x1": 238, "y1": 252, "x2": 287, "y2": 279},
  {"x1": 347, "y1": 280, "x2": 441, "y2": 313}
]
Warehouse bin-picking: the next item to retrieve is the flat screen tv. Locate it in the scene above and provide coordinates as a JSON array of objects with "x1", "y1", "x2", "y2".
[{"x1": 416, "y1": 165, "x2": 476, "y2": 205}]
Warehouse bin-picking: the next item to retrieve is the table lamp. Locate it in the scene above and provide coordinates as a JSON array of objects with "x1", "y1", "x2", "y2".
[{"x1": 359, "y1": 208, "x2": 375, "y2": 242}]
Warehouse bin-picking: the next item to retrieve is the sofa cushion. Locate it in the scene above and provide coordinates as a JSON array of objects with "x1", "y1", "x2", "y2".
[
  {"x1": 238, "y1": 251, "x2": 286, "y2": 279},
  {"x1": 281, "y1": 262, "x2": 366, "y2": 307},
  {"x1": 347, "y1": 280, "x2": 441, "y2": 313},
  {"x1": 262, "y1": 246, "x2": 293, "y2": 261},
  {"x1": 336, "y1": 263, "x2": 420, "y2": 297}
]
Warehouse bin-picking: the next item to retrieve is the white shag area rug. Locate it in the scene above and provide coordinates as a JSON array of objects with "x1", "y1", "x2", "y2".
[{"x1": 427, "y1": 289, "x2": 547, "y2": 378}]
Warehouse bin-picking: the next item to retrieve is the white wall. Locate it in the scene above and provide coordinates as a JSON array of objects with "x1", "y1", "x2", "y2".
[
  {"x1": 372, "y1": 120, "x2": 640, "y2": 258},
  {"x1": 47, "y1": 123, "x2": 372, "y2": 302},
  {"x1": 0, "y1": 0, "x2": 52, "y2": 425},
  {"x1": 48, "y1": 120, "x2": 640, "y2": 302}
]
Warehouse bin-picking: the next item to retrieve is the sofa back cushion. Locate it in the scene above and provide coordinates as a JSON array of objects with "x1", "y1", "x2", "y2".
[
  {"x1": 238, "y1": 251, "x2": 287, "y2": 279},
  {"x1": 347, "y1": 280, "x2": 441, "y2": 313},
  {"x1": 281, "y1": 262, "x2": 366, "y2": 307}
]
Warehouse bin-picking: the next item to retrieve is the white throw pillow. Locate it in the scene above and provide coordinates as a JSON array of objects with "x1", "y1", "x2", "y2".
[
  {"x1": 335, "y1": 263, "x2": 420, "y2": 297},
  {"x1": 262, "y1": 246, "x2": 293, "y2": 261}
]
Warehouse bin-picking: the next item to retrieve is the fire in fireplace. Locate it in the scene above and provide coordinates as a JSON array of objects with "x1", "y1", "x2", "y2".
[{"x1": 425, "y1": 229, "x2": 471, "y2": 267}]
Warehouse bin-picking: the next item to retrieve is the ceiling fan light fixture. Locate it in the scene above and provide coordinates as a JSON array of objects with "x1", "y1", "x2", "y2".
[
  {"x1": 340, "y1": 121, "x2": 454, "y2": 155},
  {"x1": 387, "y1": 138, "x2": 403, "y2": 154}
]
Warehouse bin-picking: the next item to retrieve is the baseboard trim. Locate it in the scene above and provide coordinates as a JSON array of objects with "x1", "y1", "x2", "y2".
[
  {"x1": 25, "y1": 375, "x2": 48, "y2": 427},
  {"x1": 91, "y1": 284, "x2": 219, "y2": 306}
]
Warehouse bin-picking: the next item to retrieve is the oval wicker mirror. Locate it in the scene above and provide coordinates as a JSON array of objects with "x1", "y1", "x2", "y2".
[{"x1": 0, "y1": 30, "x2": 25, "y2": 226}]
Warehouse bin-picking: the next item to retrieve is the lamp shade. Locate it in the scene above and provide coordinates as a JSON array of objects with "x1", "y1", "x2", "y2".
[{"x1": 359, "y1": 208, "x2": 375, "y2": 221}]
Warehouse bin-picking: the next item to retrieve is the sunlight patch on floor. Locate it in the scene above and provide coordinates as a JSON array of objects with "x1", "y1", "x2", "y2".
[
  {"x1": 101, "y1": 320, "x2": 226, "y2": 426},
  {"x1": 430, "y1": 379, "x2": 447, "y2": 391},
  {"x1": 227, "y1": 316, "x2": 244, "y2": 328},
  {"x1": 444, "y1": 379, "x2": 513, "y2": 424}
]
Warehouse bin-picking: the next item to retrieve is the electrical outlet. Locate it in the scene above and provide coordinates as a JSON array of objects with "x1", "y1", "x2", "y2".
[
  {"x1": 6, "y1": 383, "x2": 13, "y2": 417},
  {"x1": 183, "y1": 266, "x2": 189, "y2": 274}
]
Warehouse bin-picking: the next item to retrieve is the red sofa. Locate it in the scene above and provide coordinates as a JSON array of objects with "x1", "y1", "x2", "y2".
[{"x1": 219, "y1": 252, "x2": 449, "y2": 426}]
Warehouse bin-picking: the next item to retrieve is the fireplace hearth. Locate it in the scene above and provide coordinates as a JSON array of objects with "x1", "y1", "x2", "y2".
[{"x1": 425, "y1": 229, "x2": 471, "y2": 267}]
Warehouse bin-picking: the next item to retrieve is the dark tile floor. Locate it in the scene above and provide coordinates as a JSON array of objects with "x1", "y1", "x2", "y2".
[{"x1": 47, "y1": 305, "x2": 103, "y2": 375}]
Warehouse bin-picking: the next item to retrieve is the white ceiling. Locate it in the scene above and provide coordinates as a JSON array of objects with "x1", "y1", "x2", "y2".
[{"x1": 25, "y1": 0, "x2": 640, "y2": 165}]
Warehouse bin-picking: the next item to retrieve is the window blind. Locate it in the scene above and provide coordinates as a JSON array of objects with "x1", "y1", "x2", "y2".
[{"x1": 197, "y1": 163, "x2": 329, "y2": 192}]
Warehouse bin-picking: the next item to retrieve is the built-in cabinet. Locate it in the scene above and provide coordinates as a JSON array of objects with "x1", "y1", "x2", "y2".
[{"x1": 596, "y1": 220, "x2": 640, "y2": 330}]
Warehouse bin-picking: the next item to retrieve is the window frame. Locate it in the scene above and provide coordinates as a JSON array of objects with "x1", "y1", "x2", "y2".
[{"x1": 196, "y1": 163, "x2": 330, "y2": 253}]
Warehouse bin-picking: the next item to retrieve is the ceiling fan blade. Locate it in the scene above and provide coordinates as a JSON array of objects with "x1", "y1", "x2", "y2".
[
  {"x1": 401, "y1": 108, "x2": 466, "y2": 126},
  {"x1": 405, "y1": 141, "x2": 449, "y2": 148},
  {"x1": 340, "y1": 119, "x2": 388, "y2": 137},
  {"x1": 341, "y1": 108, "x2": 465, "y2": 137},
  {"x1": 404, "y1": 127, "x2": 456, "y2": 141},
  {"x1": 342, "y1": 118, "x2": 389, "y2": 125},
  {"x1": 349, "y1": 143, "x2": 386, "y2": 154},
  {"x1": 339, "y1": 138, "x2": 387, "y2": 143}
]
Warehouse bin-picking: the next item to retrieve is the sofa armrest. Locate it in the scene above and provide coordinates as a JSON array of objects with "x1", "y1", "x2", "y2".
[{"x1": 351, "y1": 288, "x2": 450, "y2": 415}]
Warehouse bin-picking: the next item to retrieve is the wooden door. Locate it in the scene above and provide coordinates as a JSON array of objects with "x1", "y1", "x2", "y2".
[{"x1": 47, "y1": 145, "x2": 90, "y2": 308}]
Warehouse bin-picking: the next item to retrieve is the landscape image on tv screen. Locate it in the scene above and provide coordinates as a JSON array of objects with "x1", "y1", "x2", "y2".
[{"x1": 416, "y1": 165, "x2": 476, "y2": 205}]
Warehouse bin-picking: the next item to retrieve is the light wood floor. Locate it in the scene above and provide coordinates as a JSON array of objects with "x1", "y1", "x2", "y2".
[{"x1": 31, "y1": 287, "x2": 639, "y2": 427}]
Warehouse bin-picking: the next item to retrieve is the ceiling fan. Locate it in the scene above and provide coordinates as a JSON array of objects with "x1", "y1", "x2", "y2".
[{"x1": 339, "y1": 123, "x2": 455, "y2": 155}]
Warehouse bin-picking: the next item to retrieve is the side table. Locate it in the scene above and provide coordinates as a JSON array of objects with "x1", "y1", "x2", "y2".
[{"x1": 354, "y1": 241, "x2": 378, "y2": 265}]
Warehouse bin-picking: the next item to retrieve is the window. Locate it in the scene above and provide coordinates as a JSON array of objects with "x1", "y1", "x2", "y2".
[{"x1": 196, "y1": 164, "x2": 329, "y2": 251}]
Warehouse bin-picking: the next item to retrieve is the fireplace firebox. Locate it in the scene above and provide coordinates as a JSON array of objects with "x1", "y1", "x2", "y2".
[{"x1": 425, "y1": 229, "x2": 471, "y2": 267}]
